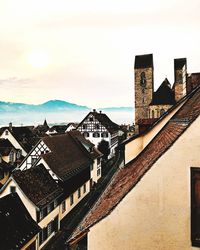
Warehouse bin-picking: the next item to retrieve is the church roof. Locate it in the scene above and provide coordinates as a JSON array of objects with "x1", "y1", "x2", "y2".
[
  {"x1": 0, "y1": 193, "x2": 40, "y2": 250},
  {"x1": 134, "y1": 53, "x2": 153, "y2": 69},
  {"x1": 150, "y1": 78, "x2": 176, "y2": 105},
  {"x1": 68, "y1": 85, "x2": 200, "y2": 243}
]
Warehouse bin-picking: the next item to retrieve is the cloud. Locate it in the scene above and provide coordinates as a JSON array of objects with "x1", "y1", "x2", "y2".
[{"x1": 0, "y1": 77, "x2": 33, "y2": 88}]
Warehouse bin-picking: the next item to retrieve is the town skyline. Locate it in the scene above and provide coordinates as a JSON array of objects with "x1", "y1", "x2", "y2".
[{"x1": 0, "y1": 0, "x2": 200, "y2": 108}]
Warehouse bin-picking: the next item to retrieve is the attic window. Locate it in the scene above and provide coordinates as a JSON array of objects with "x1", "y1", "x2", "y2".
[
  {"x1": 5, "y1": 130, "x2": 8, "y2": 135},
  {"x1": 89, "y1": 117, "x2": 93, "y2": 122},
  {"x1": 10, "y1": 186, "x2": 16, "y2": 193}
]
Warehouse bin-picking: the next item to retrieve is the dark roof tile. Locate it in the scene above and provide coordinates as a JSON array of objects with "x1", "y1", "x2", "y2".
[
  {"x1": 0, "y1": 193, "x2": 40, "y2": 250},
  {"x1": 12, "y1": 164, "x2": 63, "y2": 208}
]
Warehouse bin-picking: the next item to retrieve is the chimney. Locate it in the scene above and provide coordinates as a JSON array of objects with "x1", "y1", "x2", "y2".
[
  {"x1": 174, "y1": 58, "x2": 187, "y2": 102},
  {"x1": 9, "y1": 122, "x2": 12, "y2": 131},
  {"x1": 93, "y1": 109, "x2": 96, "y2": 112},
  {"x1": 99, "y1": 110, "x2": 102, "y2": 114}
]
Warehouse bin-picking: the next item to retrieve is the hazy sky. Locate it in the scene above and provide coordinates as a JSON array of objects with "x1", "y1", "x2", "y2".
[{"x1": 0, "y1": 0, "x2": 200, "y2": 108}]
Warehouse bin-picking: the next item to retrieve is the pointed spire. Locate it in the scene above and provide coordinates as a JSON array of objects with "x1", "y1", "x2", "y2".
[{"x1": 43, "y1": 119, "x2": 48, "y2": 127}]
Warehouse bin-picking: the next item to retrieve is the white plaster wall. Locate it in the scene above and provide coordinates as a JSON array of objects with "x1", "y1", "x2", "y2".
[
  {"x1": 125, "y1": 99, "x2": 187, "y2": 165},
  {"x1": 59, "y1": 180, "x2": 90, "y2": 221},
  {"x1": 88, "y1": 116, "x2": 200, "y2": 250}
]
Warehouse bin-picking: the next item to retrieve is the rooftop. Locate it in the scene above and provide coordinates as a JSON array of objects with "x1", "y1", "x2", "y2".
[
  {"x1": 134, "y1": 53, "x2": 153, "y2": 69},
  {"x1": 0, "y1": 193, "x2": 40, "y2": 250},
  {"x1": 12, "y1": 164, "x2": 63, "y2": 208},
  {"x1": 69, "y1": 85, "x2": 200, "y2": 243}
]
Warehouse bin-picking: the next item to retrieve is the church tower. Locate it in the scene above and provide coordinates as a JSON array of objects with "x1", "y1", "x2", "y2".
[
  {"x1": 134, "y1": 54, "x2": 154, "y2": 129},
  {"x1": 174, "y1": 58, "x2": 187, "y2": 102}
]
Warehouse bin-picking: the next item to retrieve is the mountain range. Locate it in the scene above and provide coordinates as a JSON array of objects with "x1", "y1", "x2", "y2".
[{"x1": 0, "y1": 100, "x2": 133, "y2": 113}]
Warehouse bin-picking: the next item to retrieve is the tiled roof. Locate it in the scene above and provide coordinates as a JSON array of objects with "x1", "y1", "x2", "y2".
[
  {"x1": 42, "y1": 132, "x2": 93, "y2": 182},
  {"x1": 138, "y1": 118, "x2": 158, "y2": 125},
  {"x1": 134, "y1": 53, "x2": 153, "y2": 69},
  {"x1": 0, "y1": 139, "x2": 16, "y2": 156},
  {"x1": 0, "y1": 193, "x2": 40, "y2": 250},
  {"x1": 0, "y1": 126, "x2": 40, "y2": 153},
  {"x1": 62, "y1": 167, "x2": 90, "y2": 198},
  {"x1": 150, "y1": 78, "x2": 176, "y2": 105},
  {"x1": 69, "y1": 85, "x2": 200, "y2": 242},
  {"x1": 49, "y1": 125, "x2": 68, "y2": 133},
  {"x1": 12, "y1": 164, "x2": 63, "y2": 208}
]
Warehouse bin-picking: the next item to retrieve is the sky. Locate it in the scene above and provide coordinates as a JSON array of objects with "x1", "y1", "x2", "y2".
[{"x1": 0, "y1": 0, "x2": 200, "y2": 108}]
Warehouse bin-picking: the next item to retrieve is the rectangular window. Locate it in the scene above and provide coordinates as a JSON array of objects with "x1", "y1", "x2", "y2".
[
  {"x1": 78, "y1": 188, "x2": 81, "y2": 198},
  {"x1": 47, "y1": 221, "x2": 53, "y2": 237},
  {"x1": 39, "y1": 227, "x2": 47, "y2": 245},
  {"x1": 191, "y1": 168, "x2": 200, "y2": 247},
  {"x1": 47, "y1": 202, "x2": 54, "y2": 214},
  {"x1": 97, "y1": 168, "x2": 101, "y2": 176},
  {"x1": 62, "y1": 201, "x2": 66, "y2": 213},
  {"x1": 97, "y1": 158, "x2": 101, "y2": 165},
  {"x1": 10, "y1": 186, "x2": 16, "y2": 193},
  {"x1": 83, "y1": 183, "x2": 86, "y2": 193},
  {"x1": 70, "y1": 194, "x2": 74, "y2": 206},
  {"x1": 31, "y1": 156, "x2": 38, "y2": 165}
]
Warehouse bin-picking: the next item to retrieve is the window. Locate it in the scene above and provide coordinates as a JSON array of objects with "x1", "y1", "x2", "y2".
[
  {"x1": 97, "y1": 158, "x2": 101, "y2": 165},
  {"x1": 47, "y1": 202, "x2": 54, "y2": 213},
  {"x1": 83, "y1": 184, "x2": 86, "y2": 193},
  {"x1": 70, "y1": 194, "x2": 74, "y2": 206},
  {"x1": 16, "y1": 150, "x2": 21, "y2": 159},
  {"x1": 62, "y1": 201, "x2": 66, "y2": 213},
  {"x1": 89, "y1": 117, "x2": 93, "y2": 122},
  {"x1": 95, "y1": 124, "x2": 100, "y2": 129},
  {"x1": 90, "y1": 164, "x2": 93, "y2": 171},
  {"x1": 31, "y1": 156, "x2": 37, "y2": 165},
  {"x1": 83, "y1": 132, "x2": 89, "y2": 137},
  {"x1": 160, "y1": 109, "x2": 165, "y2": 116},
  {"x1": 9, "y1": 151, "x2": 14, "y2": 163},
  {"x1": 191, "y1": 168, "x2": 200, "y2": 247},
  {"x1": 10, "y1": 186, "x2": 16, "y2": 193},
  {"x1": 152, "y1": 110, "x2": 154, "y2": 118},
  {"x1": 5, "y1": 130, "x2": 8, "y2": 135},
  {"x1": 78, "y1": 188, "x2": 81, "y2": 198},
  {"x1": 39, "y1": 207, "x2": 47, "y2": 221},
  {"x1": 97, "y1": 168, "x2": 101, "y2": 176},
  {"x1": 39, "y1": 227, "x2": 47, "y2": 245},
  {"x1": 101, "y1": 132, "x2": 108, "y2": 138},
  {"x1": 83, "y1": 124, "x2": 87, "y2": 129},
  {"x1": 47, "y1": 221, "x2": 54, "y2": 237},
  {"x1": 93, "y1": 132, "x2": 100, "y2": 138}
]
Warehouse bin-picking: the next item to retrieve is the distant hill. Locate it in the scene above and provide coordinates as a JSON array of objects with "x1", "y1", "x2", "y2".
[
  {"x1": 0, "y1": 100, "x2": 133, "y2": 113},
  {"x1": 0, "y1": 100, "x2": 89, "y2": 113}
]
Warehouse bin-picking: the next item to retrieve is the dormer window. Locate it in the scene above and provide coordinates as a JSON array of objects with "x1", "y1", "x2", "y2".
[{"x1": 5, "y1": 130, "x2": 8, "y2": 135}]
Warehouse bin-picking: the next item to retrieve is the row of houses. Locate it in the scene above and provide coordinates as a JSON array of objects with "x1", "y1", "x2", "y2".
[{"x1": 0, "y1": 110, "x2": 122, "y2": 250}]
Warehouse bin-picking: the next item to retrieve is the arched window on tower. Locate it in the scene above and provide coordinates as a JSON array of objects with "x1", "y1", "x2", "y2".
[
  {"x1": 160, "y1": 109, "x2": 165, "y2": 116},
  {"x1": 152, "y1": 110, "x2": 155, "y2": 118}
]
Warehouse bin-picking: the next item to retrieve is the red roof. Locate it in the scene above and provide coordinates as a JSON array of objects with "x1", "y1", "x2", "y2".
[{"x1": 68, "y1": 85, "x2": 200, "y2": 243}]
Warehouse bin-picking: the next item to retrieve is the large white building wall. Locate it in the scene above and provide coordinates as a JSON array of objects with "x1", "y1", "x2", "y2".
[{"x1": 88, "y1": 116, "x2": 200, "y2": 250}]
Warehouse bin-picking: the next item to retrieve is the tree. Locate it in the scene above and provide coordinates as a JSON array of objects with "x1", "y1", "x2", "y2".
[{"x1": 97, "y1": 140, "x2": 110, "y2": 160}]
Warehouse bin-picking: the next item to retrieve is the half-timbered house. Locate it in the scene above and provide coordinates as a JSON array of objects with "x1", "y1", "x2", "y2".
[{"x1": 76, "y1": 110, "x2": 119, "y2": 158}]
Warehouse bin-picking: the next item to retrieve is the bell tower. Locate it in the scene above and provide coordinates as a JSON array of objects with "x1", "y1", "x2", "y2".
[{"x1": 134, "y1": 54, "x2": 154, "y2": 129}]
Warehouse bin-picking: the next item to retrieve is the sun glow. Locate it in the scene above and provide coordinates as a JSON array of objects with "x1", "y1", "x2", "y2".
[{"x1": 28, "y1": 51, "x2": 50, "y2": 68}]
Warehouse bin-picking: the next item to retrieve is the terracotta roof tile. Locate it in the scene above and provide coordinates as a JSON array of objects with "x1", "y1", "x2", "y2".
[{"x1": 69, "y1": 86, "x2": 200, "y2": 242}]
